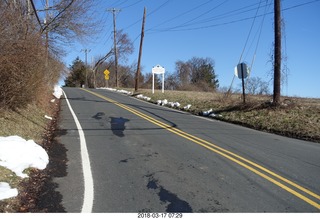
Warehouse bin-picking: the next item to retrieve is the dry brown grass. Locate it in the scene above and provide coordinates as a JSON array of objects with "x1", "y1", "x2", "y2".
[
  {"x1": 133, "y1": 89, "x2": 320, "y2": 143},
  {"x1": 0, "y1": 92, "x2": 58, "y2": 212}
]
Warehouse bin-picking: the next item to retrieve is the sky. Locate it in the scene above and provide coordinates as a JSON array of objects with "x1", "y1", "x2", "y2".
[{"x1": 61, "y1": 0, "x2": 320, "y2": 98}]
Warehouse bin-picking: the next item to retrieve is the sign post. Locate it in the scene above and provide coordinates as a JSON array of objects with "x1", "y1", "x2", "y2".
[
  {"x1": 104, "y1": 69, "x2": 110, "y2": 87},
  {"x1": 151, "y1": 65, "x2": 165, "y2": 94},
  {"x1": 234, "y1": 63, "x2": 250, "y2": 103}
]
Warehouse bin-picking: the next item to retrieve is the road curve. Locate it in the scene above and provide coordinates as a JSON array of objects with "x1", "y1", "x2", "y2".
[{"x1": 54, "y1": 87, "x2": 320, "y2": 212}]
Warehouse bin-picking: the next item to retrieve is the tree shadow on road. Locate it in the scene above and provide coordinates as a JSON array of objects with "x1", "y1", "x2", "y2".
[{"x1": 110, "y1": 117, "x2": 130, "y2": 137}]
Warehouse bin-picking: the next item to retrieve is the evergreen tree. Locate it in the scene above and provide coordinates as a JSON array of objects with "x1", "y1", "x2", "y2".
[{"x1": 64, "y1": 57, "x2": 86, "y2": 87}]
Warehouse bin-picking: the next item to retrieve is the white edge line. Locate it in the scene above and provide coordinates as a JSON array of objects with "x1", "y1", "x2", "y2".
[{"x1": 62, "y1": 89, "x2": 94, "y2": 213}]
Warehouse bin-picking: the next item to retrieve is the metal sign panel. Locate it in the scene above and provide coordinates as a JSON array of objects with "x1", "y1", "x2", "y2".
[
  {"x1": 152, "y1": 65, "x2": 165, "y2": 74},
  {"x1": 234, "y1": 63, "x2": 249, "y2": 79},
  {"x1": 104, "y1": 69, "x2": 110, "y2": 75},
  {"x1": 152, "y1": 64, "x2": 165, "y2": 93}
]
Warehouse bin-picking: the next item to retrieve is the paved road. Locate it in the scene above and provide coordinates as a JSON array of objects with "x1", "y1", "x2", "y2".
[{"x1": 53, "y1": 87, "x2": 320, "y2": 212}]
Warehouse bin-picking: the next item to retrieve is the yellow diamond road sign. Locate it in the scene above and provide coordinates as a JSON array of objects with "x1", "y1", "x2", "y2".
[
  {"x1": 104, "y1": 69, "x2": 110, "y2": 80},
  {"x1": 104, "y1": 69, "x2": 110, "y2": 75}
]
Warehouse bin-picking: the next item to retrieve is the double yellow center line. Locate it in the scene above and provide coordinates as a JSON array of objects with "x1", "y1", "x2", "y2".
[{"x1": 83, "y1": 88, "x2": 320, "y2": 210}]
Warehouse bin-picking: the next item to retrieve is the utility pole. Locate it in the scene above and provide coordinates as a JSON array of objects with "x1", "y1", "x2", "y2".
[
  {"x1": 135, "y1": 7, "x2": 146, "y2": 92},
  {"x1": 26, "y1": 0, "x2": 31, "y2": 18},
  {"x1": 92, "y1": 56, "x2": 96, "y2": 88},
  {"x1": 81, "y1": 49, "x2": 91, "y2": 88},
  {"x1": 273, "y1": 0, "x2": 281, "y2": 105},
  {"x1": 45, "y1": 0, "x2": 49, "y2": 67},
  {"x1": 108, "y1": 8, "x2": 121, "y2": 88}
]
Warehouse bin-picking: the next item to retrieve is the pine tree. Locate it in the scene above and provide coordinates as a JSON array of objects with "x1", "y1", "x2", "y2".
[{"x1": 64, "y1": 57, "x2": 86, "y2": 87}]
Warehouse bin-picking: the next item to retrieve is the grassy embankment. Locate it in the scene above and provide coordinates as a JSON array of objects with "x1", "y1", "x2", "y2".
[
  {"x1": 0, "y1": 93, "x2": 59, "y2": 212},
  {"x1": 134, "y1": 89, "x2": 320, "y2": 143}
]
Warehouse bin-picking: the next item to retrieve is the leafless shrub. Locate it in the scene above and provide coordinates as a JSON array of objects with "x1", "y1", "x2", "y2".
[{"x1": 0, "y1": 2, "x2": 62, "y2": 109}]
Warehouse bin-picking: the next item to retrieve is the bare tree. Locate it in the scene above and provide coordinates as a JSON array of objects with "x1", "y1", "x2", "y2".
[
  {"x1": 41, "y1": 1, "x2": 100, "y2": 41},
  {"x1": 174, "y1": 57, "x2": 219, "y2": 91},
  {"x1": 116, "y1": 30, "x2": 134, "y2": 61},
  {"x1": 91, "y1": 30, "x2": 134, "y2": 88},
  {"x1": 165, "y1": 73, "x2": 179, "y2": 90},
  {"x1": 175, "y1": 60, "x2": 191, "y2": 87},
  {"x1": 246, "y1": 77, "x2": 269, "y2": 95}
]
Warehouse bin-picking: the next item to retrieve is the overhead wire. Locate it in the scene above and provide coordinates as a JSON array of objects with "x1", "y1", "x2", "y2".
[
  {"x1": 122, "y1": 0, "x2": 171, "y2": 31},
  {"x1": 162, "y1": 0, "x2": 229, "y2": 32},
  {"x1": 96, "y1": 0, "x2": 319, "y2": 80},
  {"x1": 146, "y1": 0, "x2": 213, "y2": 32},
  {"x1": 227, "y1": 0, "x2": 265, "y2": 94},
  {"x1": 113, "y1": 0, "x2": 129, "y2": 8},
  {"x1": 121, "y1": 0, "x2": 172, "y2": 45},
  {"x1": 249, "y1": 0, "x2": 272, "y2": 71},
  {"x1": 150, "y1": 0, "x2": 270, "y2": 32},
  {"x1": 238, "y1": 0, "x2": 263, "y2": 64},
  {"x1": 179, "y1": 0, "x2": 269, "y2": 29},
  {"x1": 148, "y1": 0, "x2": 319, "y2": 33},
  {"x1": 122, "y1": 0, "x2": 144, "y2": 10},
  {"x1": 243, "y1": 0, "x2": 272, "y2": 90}
]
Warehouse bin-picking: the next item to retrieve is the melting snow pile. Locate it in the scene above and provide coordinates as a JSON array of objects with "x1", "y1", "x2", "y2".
[
  {"x1": 183, "y1": 104, "x2": 192, "y2": 110},
  {"x1": 52, "y1": 85, "x2": 63, "y2": 99},
  {"x1": 0, "y1": 136, "x2": 49, "y2": 200},
  {"x1": 97, "y1": 87, "x2": 132, "y2": 95},
  {"x1": 117, "y1": 89, "x2": 132, "y2": 95},
  {"x1": 136, "y1": 94, "x2": 151, "y2": 101},
  {"x1": 0, "y1": 182, "x2": 18, "y2": 201}
]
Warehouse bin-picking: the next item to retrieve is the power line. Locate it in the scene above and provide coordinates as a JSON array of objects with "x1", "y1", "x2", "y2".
[
  {"x1": 238, "y1": 0, "x2": 263, "y2": 64},
  {"x1": 167, "y1": 0, "x2": 230, "y2": 31},
  {"x1": 149, "y1": 0, "x2": 320, "y2": 33},
  {"x1": 184, "y1": 0, "x2": 269, "y2": 28},
  {"x1": 122, "y1": 0, "x2": 171, "y2": 30},
  {"x1": 146, "y1": 0, "x2": 213, "y2": 32},
  {"x1": 149, "y1": 0, "x2": 269, "y2": 32},
  {"x1": 122, "y1": 0, "x2": 143, "y2": 9}
]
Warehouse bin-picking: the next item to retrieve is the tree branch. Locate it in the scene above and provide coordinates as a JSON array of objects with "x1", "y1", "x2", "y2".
[{"x1": 41, "y1": 0, "x2": 75, "y2": 34}]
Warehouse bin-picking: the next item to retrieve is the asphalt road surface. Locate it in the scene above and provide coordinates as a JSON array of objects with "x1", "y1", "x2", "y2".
[{"x1": 53, "y1": 87, "x2": 320, "y2": 213}]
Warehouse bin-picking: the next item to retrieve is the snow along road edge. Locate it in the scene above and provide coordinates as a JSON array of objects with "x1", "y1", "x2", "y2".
[{"x1": 62, "y1": 89, "x2": 94, "y2": 213}]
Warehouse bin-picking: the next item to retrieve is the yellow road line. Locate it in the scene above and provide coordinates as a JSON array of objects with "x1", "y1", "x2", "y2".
[{"x1": 82, "y1": 88, "x2": 320, "y2": 210}]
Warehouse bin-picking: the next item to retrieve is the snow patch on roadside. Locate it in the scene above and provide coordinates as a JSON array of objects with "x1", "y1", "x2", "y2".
[
  {"x1": 97, "y1": 87, "x2": 132, "y2": 95},
  {"x1": 0, "y1": 182, "x2": 18, "y2": 200},
  {"x1": 0, "y1": 136, "x2": 49, "y2": 200},
  {"x1": 53, "y1": 85, "x2": 63, "y2": 99}
]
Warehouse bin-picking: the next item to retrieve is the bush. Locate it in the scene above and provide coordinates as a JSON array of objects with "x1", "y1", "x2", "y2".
[{"x1": 0, "y1": 2, "x2": 62, "y2": 109}]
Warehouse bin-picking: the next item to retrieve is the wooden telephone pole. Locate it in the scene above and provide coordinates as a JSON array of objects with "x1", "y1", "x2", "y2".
[
  {"x1": 273, "y1": 0, "x2": 281, "y2": 105},
  {"x1": 108, "y1": 8, "x2": 121, "y2": 88},
  {"x1": 135, "y1": 7, "x2": 146, "y2": 92},
  {"x1": 45, "y1": 0, "x2": 49, "y2": 67}
]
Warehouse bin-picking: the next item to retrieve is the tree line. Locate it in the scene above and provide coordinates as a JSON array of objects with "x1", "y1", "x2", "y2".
[
  {"x1": 65, "y1": 54, "x2": 270, "y2": 95},
  {"x1": 65, "y1": 56, "x2": 220, "y2": 92}
]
